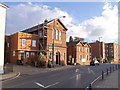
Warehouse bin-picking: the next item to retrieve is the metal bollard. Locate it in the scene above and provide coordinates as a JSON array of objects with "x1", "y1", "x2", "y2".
[
  {"x1": 107, "y1": 68, "x2": 108, "y2": 75},
  {"x1": 110, "y1": 67, "x2": 112, "y2": 73},
  {"x1": 102, "y1": 70, "x2": 104, "y2": 80},
  {"x1": 116, "y1": 65, "x2": 117, "y2": 70},
  {"x1": 89, "y1": 83, "x2": 92, "y2": 90},
  {"x1": 113, "y1": 66, "x2": 114, "y2": 71}
]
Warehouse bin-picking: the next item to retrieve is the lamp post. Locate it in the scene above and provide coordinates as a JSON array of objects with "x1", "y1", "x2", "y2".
[{"x1": 52, "y1": 16, "x2": 66, "y2": 67}]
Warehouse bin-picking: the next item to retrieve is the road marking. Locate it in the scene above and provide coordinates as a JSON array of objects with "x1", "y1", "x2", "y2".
[
  {"x1": 75, "y1": 69, "x2": 79, "y2": 72},
  {"x1": 2, "y1": 72, "x2": 21, "y2": 82},
  {"x1": 45, "y1": 82, "x2": 59, "y2": 88},
  {"x1": 35, "y1": 82, "x2": 45, "y2": 88},
  {"x1": 35, "y1": 82, "x2": 59, "y2": 88}
]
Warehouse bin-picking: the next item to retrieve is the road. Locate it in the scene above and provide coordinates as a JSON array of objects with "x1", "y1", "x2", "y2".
[{"x1": 2, "y1": 64, "x2": 116, "y2": 89}]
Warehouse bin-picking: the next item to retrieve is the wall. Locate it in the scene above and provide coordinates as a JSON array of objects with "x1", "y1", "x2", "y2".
[{"x1": 0, "y1": 5, "x2": 7, "y2": 74}]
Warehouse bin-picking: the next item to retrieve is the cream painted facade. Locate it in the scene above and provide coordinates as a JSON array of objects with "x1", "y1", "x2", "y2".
[{"x1": 0, "y1": 3, "x2": 8, "y2": 74}]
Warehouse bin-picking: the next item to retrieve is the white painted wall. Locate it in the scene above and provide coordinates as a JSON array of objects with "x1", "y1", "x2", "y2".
[{"x1": 0, "y1": 5, "x2": 7, "y2": 74}]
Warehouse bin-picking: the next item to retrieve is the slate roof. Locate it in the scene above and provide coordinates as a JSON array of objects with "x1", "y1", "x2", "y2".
[
  {"x1": 67, "y1": 41, "x2": 91, "y2": 47},
  {"x1": 21, "y1": 19, "x2": 67, "y2": 33}
]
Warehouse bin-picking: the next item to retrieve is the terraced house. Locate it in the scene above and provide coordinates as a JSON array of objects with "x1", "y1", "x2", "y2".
[{"x1": 67, "y1": 37, "x2": 91, "y2": 65}]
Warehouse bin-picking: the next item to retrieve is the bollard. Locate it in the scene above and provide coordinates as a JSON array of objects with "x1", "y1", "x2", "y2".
[
  {"x1": 107, "y1": 68, "x2": 108, "y2": 75},
  {"x1": 116, "y1": 65, "x2": 118, "y2": 70},
  {"x1": 89, "y1": 83, "x2": 92, "y2": 90},
  {"x1": 110, "y1": 67, "x2": 112, "y2": 73},
  {"x1": 102, "y1": 70, "x2": 104, "y2": 80},
  {"x1": 113, "y1": 66, "x2": 114, "y2": 71}
]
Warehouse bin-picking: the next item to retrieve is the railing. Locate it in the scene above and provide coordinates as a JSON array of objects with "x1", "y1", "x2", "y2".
[{"x1": 85, "y1": 64, "x2": 119, "y2": 90}]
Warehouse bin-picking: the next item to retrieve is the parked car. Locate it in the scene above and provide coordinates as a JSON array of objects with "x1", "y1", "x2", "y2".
[{"x1": 90, "y1": 60, "x2": 99, "y2": 66}]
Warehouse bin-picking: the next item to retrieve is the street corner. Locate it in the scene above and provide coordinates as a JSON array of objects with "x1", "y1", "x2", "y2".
[{"x1": 0, "y1": 72, "x2": 20, "y2": 81}]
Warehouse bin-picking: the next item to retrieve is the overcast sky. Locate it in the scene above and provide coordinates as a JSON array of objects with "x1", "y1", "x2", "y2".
[{"x1": 4, "y1": 2, "x2": 118, "y2": 43}]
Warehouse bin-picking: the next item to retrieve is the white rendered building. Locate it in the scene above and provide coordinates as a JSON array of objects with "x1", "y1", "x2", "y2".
[{"x1": 0, "y1": 3, "x2": 8, "y2": 74}]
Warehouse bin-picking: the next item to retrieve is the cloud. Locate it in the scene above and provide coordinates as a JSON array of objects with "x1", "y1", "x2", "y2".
[
  {"x1": 66, "y1": 2, "x2": 118, "y2": 42},
  {"x1": 6, "y1": 3, "x2": 71, "y2": 34},
  {"x1": 6, "y1": 2, "x2": 118, "y2": 43}
]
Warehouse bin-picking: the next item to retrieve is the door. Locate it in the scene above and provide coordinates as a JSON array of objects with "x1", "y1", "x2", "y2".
[{"x1": 56, "y1": 52, "x2": 60, "y2": 65}]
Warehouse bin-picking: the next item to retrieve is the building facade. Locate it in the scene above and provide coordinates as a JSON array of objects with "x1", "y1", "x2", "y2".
[
  {"x1": 21, "y1": 19, "x2": 67, "y2": 66},
  {"x1": 67, "y1": 40, "x2": 91, "y2": 65},
  {"x1": 90, "y1": 41, "x2": 120, "y2": 63},
  {"x1": 89, "y1": 40, "x2": 106, "y2": 62},
  {"x1": 5, "y1": 32, "x2": 39, "y2": 65},
  {"x1": 105, "y1": 43, "x2": 119, "y2": 63},
  {"x1": 0, "y1": 3, "x2": 8, "y2": 74}
]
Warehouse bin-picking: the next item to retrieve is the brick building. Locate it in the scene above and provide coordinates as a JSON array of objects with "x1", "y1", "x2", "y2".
[
  {"x1": 105, "y1": 43, "x2": 119, "y2": 63},
  {"x1": 21, "y1": 19, "x2": 67, "y2": 66},
  {"x1": 89, "y1": 41, "x2": 120, "y2": 63},
  {"x1": 5, "y1": 32, "x2": 39, "y2": 65},
  {"x1": 67, "y1": 37, "x2": 91, "y2": 65},
  {"x1": 89, "y1": 40, "x2": 106, "y2": 62}
]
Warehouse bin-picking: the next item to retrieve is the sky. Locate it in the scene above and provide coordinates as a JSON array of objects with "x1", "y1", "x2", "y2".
[{"x1": 4, "y1": 2, "x2": 118, "y2": 43}]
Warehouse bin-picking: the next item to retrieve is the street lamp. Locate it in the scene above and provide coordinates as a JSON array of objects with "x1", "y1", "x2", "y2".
[{"x1": 52, "y1": 16, "x2": 66, "y2": 67}]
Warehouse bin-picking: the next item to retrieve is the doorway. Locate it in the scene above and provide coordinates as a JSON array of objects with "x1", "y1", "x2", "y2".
[{"x1": 56, "y1": 52, "x2": 60, "y2": 65}]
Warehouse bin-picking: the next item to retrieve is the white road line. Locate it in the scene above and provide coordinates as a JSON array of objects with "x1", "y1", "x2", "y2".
[
  {"x1": 35, "y1": 82, "x2": 45, "y2": 88},
  {"x1": 35, "y1": 82, "x2": 59, "y2": 88},
  {"x1": 45, "y1": 82, "x2": 59, "y2": 88},
  {"x1": 75, "y1": 69, "x2": 79, "y2": 72}
]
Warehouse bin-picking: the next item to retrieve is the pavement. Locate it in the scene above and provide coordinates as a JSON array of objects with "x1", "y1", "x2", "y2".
[
  {"x1": 92, "y1": 69, "x2": 119, "y2": 89},
  {"x1": 0, "y1": 63, "x2": 74, "y2": 81}
]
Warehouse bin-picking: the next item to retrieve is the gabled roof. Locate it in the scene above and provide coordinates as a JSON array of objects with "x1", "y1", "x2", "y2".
[
  {"x1": 21, "y1": 19, "x2": 67, "y2": 33},
  {"x1": 0, "y1": 3, "x2": 9, "y2": 8},
  {"x1": 67, "y1": 41, "x2": 91, "y2": 47}
]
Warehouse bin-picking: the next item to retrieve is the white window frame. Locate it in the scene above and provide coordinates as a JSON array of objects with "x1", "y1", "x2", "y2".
[
  {"x1": 86, "y1": 48, "x2": 88, "y2": 52},
  {"x1": 56, "y1": 30, "x2": 58, "y2": 40},
  {"x1": 22, "y1": 39, "x2": 26, "y2": 46},
  {"x1": 80, "y1": 55, "x2": 82, "y2": 61},
  {"x1": 7, "y1": 43, "x2": 9, "y2": 47},
  {"x1": 79, "y1": 46, "x2": 81, "y2": 52},
  {"x1": 52, "y1": 30, "x2": 54, "y2": 39},
  {"x1": 26, "y1": 52, "x2": 29, "y2": 58},
  {"x1": 59, "y1": 31, "x2": 62, "y2": 40},
  {"x1": 13, "y1": 51, "x2": 15, "y2": 56},
  {"x1": 32, "y1": 40, "x2": 36, "y2": 47}
]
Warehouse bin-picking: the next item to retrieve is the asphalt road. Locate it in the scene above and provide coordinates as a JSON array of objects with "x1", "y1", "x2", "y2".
[{"x1": 2, "y1": 64, "x2": 116, "y2": 89}]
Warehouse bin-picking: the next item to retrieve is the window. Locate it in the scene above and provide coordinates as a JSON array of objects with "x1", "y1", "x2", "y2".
[
  {"x1": 31, "y1": 52, "x2": 35, "y2": 56},
  {"x1": 13, "y1": 51, "x2": 15, "y2": 56},
  {"x1": 32, "y1": 40, "x2": 36, "y2": 47},
  {"x1": 105, "y1": 49, "x2": 108, "y2": 52},
  {"x1": 79, "y1": 47, "x2": 81, "y2": 52},
  {"x1": 7, "y1": 43, "x2": 9, "y2": 47},
  {"x1": 105, "y1": 45, "x2": 108, "y2": 47},
  {"x1": 86, "y1": 48, "x2": 88, "y2": 52},
  {"x1": 52, "y1": 30, "x2": 54, "y2": 39},
  {"x1": 56, "y1": 30, "x2": 58, "y2": 40},
  {"x1": 59, "y1": 31, "x2": 62, "y2": 40},
  {"x1": 22, "y1": 39, "x2": 26, "y2": 46},
  {"x1": 26, "y1": 52, "x2": 29, "y2": 58},
  {"x1": 80, "y1": 55, "x2": 82, "y2": 61},
  {"x1": 86, "y1": 55, "x2": 88, "y2": 60},
  {"x1": 49, "y1": 52, "x2": 52, "y2": 59}
]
